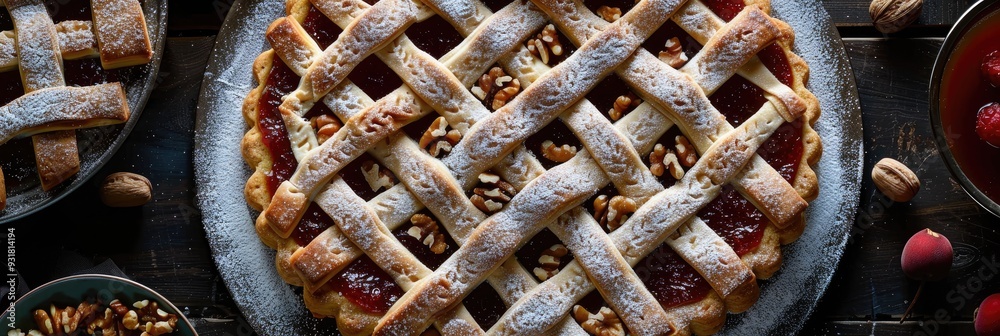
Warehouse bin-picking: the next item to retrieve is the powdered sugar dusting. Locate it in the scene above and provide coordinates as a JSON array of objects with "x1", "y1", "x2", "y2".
[
  {"x1": 54, "y1": 20, "x2": 97, "y2": 59},
  {"x1": 10, "y1": 3, "x2": 64, "y2": 91}
]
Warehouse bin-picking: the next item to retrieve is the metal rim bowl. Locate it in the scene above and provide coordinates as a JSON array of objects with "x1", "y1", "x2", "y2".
[{"x1": 929, "y1": 0, "x2": 1000, "y2": 218}]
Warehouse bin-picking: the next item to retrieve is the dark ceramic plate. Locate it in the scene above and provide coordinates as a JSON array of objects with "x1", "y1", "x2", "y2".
[
  {"x1": 194, "y1": 0, "x2": 863, "y2": 334},
  {"x1": 0, "y1": 0, "x2": 168, "y2": 223}
]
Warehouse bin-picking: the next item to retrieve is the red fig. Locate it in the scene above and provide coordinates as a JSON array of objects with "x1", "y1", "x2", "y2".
[
  {"x1": 977, "y1": 294, "x2": 1000, "y2": 336},
  {"x1": 901, "y1": 228, "x2": 954, "y2": 281},
  {"x1": 899, "y1": 229, "x2": 954, "y2": 323}
]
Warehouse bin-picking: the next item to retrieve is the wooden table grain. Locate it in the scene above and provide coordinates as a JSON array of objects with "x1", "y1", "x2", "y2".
[{"x1": 7, "y1": 0, "x2": 1000, "y2": 335}]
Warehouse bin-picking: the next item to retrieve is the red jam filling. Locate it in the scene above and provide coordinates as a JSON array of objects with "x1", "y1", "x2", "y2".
[
  {"x1": 703, "y1": 0, "x2": 746, "y2": 22},
  {"x1": 261, "y1": 6, "x2": 408, "y2": 314},
  {"x1": 698, "y1": 186, "x2": 767, "y2": 255},
  {"x1": 462, "y1": 284, "x2": 506, "y2": 329},
  {"x1": 404, "y1": 15, "x2": 464, "y2": 60},
  {"x1": 940, "y1": 9, "x2": 1000, "y2": 202},
  {"x1": 302, "y1": 5, "x2": 342, "y2": 49},
  {"x1": 323, "y1": 255, "x2": 404, "y2": 314},
  {"x1": 633, "y1": 243, "x2": 713, "y2": 309}
]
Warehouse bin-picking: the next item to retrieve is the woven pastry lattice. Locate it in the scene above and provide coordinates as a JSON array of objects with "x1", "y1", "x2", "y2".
[{"x1": 242, "y1": 0, "x2": 821, "y2": 335}]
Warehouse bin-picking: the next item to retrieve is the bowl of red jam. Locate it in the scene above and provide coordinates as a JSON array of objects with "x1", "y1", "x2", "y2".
[{"x1": 931, "y1": 0, "x2": 1000, "y2": 217}]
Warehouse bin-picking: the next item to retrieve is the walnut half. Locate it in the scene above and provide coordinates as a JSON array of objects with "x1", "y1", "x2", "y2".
[
  {"x1": 407, "y1": 214, "x2": 448, "y2": 254},
  {"x1": 471, "y1": 67, "x2": 521, "y2": 111},
  {"x1": 659, "y1": 37, "x2": 689, "y2": 68},
  {"x1": 573, "y1": 305, "x2": 625, "y2": 336},
  {"x1": 541, "y1": 140, "x2": 577, "y2": 163},
  {"x1": 470, "y1": 173, "x2": 517, "y2": 214},
  {"x1": 532, "y1": 244, "x2": 569, "y2": 281},
  {"x1": 593, "y1": 195, "x2": 637, "y2": 232},
  {"x1": 419, "y1": 117, "x2": 462, "y2": 157},
  {"x1": 527, "y1": 24, "x2": 564, "y2": 65}
]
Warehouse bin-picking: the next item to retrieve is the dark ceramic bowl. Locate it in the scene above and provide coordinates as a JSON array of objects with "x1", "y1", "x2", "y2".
[{"x1": 0, "y1": 274, "x2": 196, "y2": 335}]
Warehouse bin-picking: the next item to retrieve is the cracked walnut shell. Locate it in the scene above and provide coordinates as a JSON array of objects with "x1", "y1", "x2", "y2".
[
  {"x1": 100, "y1": 172, "x2": 152, "y2": 207},
  {"x1": 872, "y1": 158, "x2": 920, "y2": 202}
]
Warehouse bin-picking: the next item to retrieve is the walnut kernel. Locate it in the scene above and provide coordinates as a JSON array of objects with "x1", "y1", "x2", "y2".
[
  {"x1": 659, "y1": 37, "x2": 688, "y2": 68},
  {"x1": 361, "y1": 160, "x2": 396, "y2": 193},
  {"x1": 407, "y1": 214, "x2": 448, "y2": 254},
  {"x1": 573, "y1": 306, "x2": 625, "y2": 336},
  {"x1": 593, "y1": 195, "x2": 637, "y2": 231},
  {"x1": 419, "y1": 117, "x2": 462, "y2": 157},
  {"x1": 541, "y1": 140, "x2": 577, "y2": 163},
  {"x1": 596, "y1": 6, "x2": 622, "y2": 22},
  {"x1": 674, "y1": 135, "x2": 697, "y2": 167},
  {"x1": 872, "y1": 158, "x2": 920, "y2": 202},
  {"x1": 527, "y1": 24, "x2": 564, "y2": 65},
  {"x1": 470, "y1": 173, "x2": 517, "y2": 214},
  {"x1": 532, "y1": 244, "x2": 568, "y2": 281}
]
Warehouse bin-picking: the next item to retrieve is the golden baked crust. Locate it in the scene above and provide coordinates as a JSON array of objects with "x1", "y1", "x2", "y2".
[{"x1": 240, "y1": 0, "x2": 823, "y2": 335}]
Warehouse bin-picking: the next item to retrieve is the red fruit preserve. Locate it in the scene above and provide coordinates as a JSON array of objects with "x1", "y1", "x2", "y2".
[{"x1": 939, "y1": 9, "x2": 1000, "y2": 203}]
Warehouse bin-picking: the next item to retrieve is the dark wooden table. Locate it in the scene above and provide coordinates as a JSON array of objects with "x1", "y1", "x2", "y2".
[{"x1": 8, "y1": 0, "x2": 1000, "y2": 335}]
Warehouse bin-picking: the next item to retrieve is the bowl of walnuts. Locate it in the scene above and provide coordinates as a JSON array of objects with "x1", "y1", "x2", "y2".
[{"x1": 0, "y1": 274, "x2": 195, "y2": 336}]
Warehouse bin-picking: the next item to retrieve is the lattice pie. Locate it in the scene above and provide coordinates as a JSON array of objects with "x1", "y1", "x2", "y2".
[
  {"x1": 241, "y1": 0, "x2": 820, "y2": 334},
  {"x1": 0, "y1": 0, "x2": 153, "y2": 211}
]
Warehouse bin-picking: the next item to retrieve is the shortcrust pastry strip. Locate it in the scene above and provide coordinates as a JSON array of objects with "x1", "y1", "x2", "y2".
[
  {"x1": 270, "y1": 1, "x2": 578, "y2": 329},
  {"x1": 542, "y1": 1, "x2": 807, "y2": 227},
  {"x1": 5, "y1": 0, "x2": 80, "y2": 191},
  {"x1": 492, "y1": 102, "x2": 787, "y2": 336},
  {"x1": 373, "y1": 0, "x2": 690, "y2": 333},
  {"x1": 0, "y1": 83, "x2": 129, "y2": 143},
  {"x1": 90, "y1": 0, "x2": 153, "y2": 69}
]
